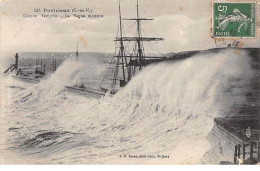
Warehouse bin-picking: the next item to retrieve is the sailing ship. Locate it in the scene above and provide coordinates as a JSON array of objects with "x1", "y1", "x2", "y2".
[
  {"x1": 5, "y1": 0, "x2": 257, "y2": 99},
  {"x1": 65, "y1": 0, "x2": 166, "y2": 97},
  {"x1": 99, "y1": 0, "x2": 165, "y2": 94}
]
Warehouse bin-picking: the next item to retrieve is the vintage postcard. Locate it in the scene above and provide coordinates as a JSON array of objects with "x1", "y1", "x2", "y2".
[{"x1": 0, "y1": 0, "x2": 259, "y2": 165}]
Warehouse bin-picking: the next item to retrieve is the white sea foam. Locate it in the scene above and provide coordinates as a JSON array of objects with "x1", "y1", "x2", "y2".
[{"x1": 0, "y1": 49, "x2": 254, "y2": 164}]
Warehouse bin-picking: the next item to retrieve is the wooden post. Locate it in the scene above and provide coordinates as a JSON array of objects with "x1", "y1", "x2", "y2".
[
  {"x1": 53, "y1": 57, "x2": 55, "y2": 72},
  {"x1": 257, "y1": 140, "x2": 260, "y2": 162},
  {"x1": 15, "y1": 53, "x2": 19, "y2": 70},
  {"x1": 43, "y1": 64, "x2": 46, "y2": 75},
  {"x1": 250, "y1": 141, "x2": 253, "y2": 160},
  {"x1": 237, "y1": 144, "x2": 241, "y2": 159},
  {"x1": 243, "y1": 142, "x2": 246, "y2": 160},
  {"x1": 234, "y1": 145, "x2": 237, "y2": 164},
  {"x1": 54, "y1": 59, "x2": 57, "y2": 71}
]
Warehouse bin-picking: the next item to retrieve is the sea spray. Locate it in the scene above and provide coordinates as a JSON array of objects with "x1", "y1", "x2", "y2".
[
  {"x1": 52, "y1": 49, "x2": 253, "y2": 164},
  {"x1": 1, "y1": 49, "x2": 254, "y2": 164}
]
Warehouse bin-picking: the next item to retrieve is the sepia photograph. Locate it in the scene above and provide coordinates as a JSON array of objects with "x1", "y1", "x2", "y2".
[{"x1": 0, "y1": 0, "x2": 259, "y2": 165}]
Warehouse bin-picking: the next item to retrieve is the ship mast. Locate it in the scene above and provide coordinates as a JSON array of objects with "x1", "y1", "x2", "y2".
[
  {"x1": 136, "y1": 0, "x2": 143, "y2": 70},
  {"x1": 117, "y1": 0, "x2": 164, "y2": 69},
  {"x1": 119, "y1": 1, "x2": 126, "y2": 84},
  {"x1": 100, "y1": 0, "x2": 164, "y2": 93}
]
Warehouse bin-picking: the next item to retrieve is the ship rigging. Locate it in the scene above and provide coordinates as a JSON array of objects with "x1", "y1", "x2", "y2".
[{"x1": 100, "y1": 0, "x2": 165, "y2": 94}]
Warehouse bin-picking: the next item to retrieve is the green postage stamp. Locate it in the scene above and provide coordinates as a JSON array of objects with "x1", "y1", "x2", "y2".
[{"x1": 213, "y1": 2, "x2": 256, "y2": 38}]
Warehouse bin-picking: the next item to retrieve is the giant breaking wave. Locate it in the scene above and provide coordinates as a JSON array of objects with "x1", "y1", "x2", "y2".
[{"x1": 0, "y1": 49, "x2": 254, "y2": 164}]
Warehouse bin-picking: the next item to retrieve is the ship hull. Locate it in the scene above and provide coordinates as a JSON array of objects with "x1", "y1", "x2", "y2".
[{"x1": 64, "y1": 86, "x2": 106, "y2": 99}]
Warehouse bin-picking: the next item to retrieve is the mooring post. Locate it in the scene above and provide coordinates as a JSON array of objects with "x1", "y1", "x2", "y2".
[
  {"x1": 43, "y1": 64, "x2": 46, "y2": 75},
  {"x1": 15, "y1": 53, "x2": 19, "y2": 70},
  {"x1": 55, "y1": 59, "x2": 57, "y2": 71},
  {"x1": 53, "y1": 57, "x2": 55, "y2": 72},
  {"x1": 234, "y1": 145, "x2": 238, "y2": 164},
  {"x1": 242, "y1": 142, "x2": 246, "y2": 160},
  {"x1": 250, "y1": 141, "x2": 253, "y2": 160},
  {"x1": 237, "y1": 144, "x2": 241, "y2": 159},
  {"x1": 257, "y1": 140, "x2": 260, "y2": 162}
]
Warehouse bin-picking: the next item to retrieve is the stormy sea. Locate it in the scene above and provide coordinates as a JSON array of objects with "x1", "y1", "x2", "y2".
[{"x1": 0, "y1": 49, "x2": 259, "y2": 164}]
